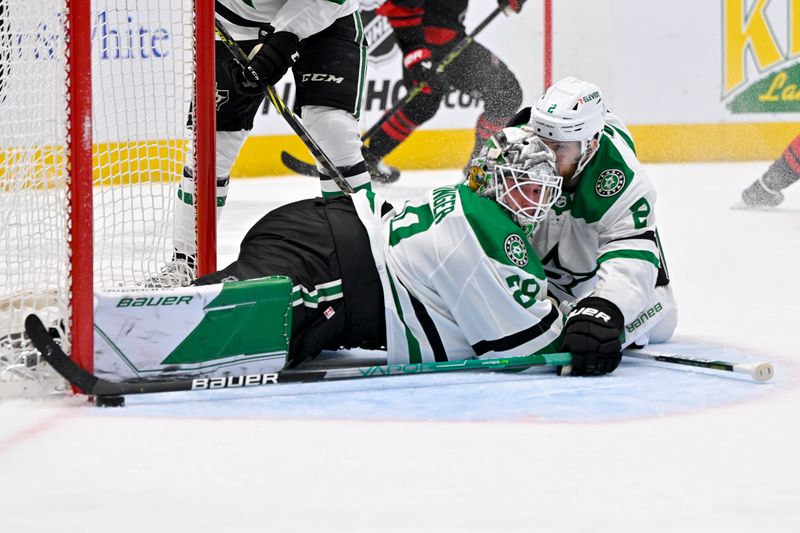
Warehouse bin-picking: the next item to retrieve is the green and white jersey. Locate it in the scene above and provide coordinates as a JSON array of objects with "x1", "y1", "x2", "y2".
[
  {"x1": 217, "y1": 0, "x2": 359, "y2": 40},
  {"x1": 352, "y1": 184, "x2": 564, "y2": 365},
  {"x1": 530, "y1": 115, "x2": 669, "y2": 323}
]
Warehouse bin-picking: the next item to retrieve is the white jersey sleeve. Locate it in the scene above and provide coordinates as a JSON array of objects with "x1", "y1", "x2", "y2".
[
  {"x1": 273, "y1": 0, "x2": 357, "y2": 38},
  {"x1": 352, "y1": 185, "x2": 564, "y2": 365},
  {"x1": 589, "y1": 132, "x2": 661, "y2": 322},
  {"x1": 216, "y1": 0, "x2": 358, "y2": 40}
]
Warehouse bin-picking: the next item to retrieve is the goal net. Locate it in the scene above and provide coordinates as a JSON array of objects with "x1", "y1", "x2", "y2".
[{"x1": 0, "y1": 0, "x2": 215, "y2": 396}]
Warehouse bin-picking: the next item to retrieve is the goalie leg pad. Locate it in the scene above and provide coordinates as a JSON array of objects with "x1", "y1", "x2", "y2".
[{"x1": 93, "y1": 277, "x2": 293, "y2": 381}]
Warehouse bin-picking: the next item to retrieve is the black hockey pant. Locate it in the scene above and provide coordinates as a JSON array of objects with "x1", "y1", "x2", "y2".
[{"x1": 195, "y1": 197, "x2": 386, "y2": 366}]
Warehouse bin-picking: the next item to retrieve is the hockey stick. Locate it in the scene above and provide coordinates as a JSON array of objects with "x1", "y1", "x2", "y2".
[
  {"x1": 623, "y1": 349, "x2": 774, "y2": 382},
  {"x1": 280, "y1": 150, "x2": 322, "y2": 178},
  {"x1": 280, "y1": 4, "x2": 507, "y2": 177},
  {"x1": 214, "y1": 20, "x2": 354, "y2": 194},
  {"x1": 24, "y1": 314, "x2": 571, "y2": 404}
]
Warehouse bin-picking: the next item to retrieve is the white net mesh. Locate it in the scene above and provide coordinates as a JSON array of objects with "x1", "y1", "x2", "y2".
[
  {"x1": 0, "y1": 0, "x2": 200, "y2": 396},
  {"x1": 92, "y1": 0, "x2": 197, "y2": 289}
]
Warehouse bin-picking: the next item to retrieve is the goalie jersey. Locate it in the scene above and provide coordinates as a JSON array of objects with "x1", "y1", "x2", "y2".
[
  {"x1": 529, "y1": 115, "x2": 671, "y2": 324},
  {"x1": 352, "y1": 184, "x2": 564, "y2": 365}
]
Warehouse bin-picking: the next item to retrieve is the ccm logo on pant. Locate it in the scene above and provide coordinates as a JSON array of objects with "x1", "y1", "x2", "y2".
[
  {"x1": 568, "y1": 307, "x2": 612, "y2": 322},
  {"x1": 301, "y1": 73, "x2": 344, "y2": 84}
]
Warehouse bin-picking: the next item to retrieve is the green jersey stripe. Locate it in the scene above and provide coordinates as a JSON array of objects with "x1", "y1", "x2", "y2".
[
  {"x1": 386, "y1": 270, "x2": 422, "y2": 364},
  {"x1": 291, "y1": 280, "x2": 344, "y2": 308},
  {"x1": 353, "y1": 11, "x2": 366, "y2": 119},
  {"x1": 597, "y1": 249, "x2": 660, "y2": 268}
]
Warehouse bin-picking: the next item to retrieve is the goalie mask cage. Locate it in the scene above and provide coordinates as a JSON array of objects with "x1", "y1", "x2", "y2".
[{"x1": 0, "y1": 0, "x2": 216, "y2": 395}]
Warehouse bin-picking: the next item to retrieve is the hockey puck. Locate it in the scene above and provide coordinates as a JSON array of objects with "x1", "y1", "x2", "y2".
[{"x1": 95, "y1": 395, "x2": 125, "y2": 408}]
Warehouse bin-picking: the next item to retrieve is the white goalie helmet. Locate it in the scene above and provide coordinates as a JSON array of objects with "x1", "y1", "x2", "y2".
[
  {"x1": 528, "y1": 76, "x2": 607, "y2": 181},
  {"x1": 467, "y1": 126, "x2": 563, "y2": 239}
]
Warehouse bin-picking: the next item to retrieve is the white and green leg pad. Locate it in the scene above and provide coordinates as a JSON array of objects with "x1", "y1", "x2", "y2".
[{"x1": 93, "y1": 276, "x2": 293, "y2": 381}]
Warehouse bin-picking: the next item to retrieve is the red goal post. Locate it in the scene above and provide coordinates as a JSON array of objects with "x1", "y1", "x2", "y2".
[{"x1": 0, "y1": 0, "x2": 216, "y2": 393}]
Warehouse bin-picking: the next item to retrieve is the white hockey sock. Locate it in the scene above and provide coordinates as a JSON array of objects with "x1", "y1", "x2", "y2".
[
  {"x1": 302, "y1": 105, "x2": 371, "y2": 196},
  {"x1": 172, "y1": 131, "x2": 246, "y2": 258}
]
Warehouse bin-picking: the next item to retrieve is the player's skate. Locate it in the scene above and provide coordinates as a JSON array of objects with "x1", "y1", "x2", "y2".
[
  {"x1": 362, "y1": 147, "x2": 400, "y2": 184},
  {"x1": 143, "y1": 256, "x2": 195, "y2": 288},
  {"x1": 735, "y1": 178, "x2": 784, "y2": 209}
]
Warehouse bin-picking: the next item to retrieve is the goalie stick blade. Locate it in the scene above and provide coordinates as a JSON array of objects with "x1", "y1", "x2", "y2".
[
  {"x1": 25, "y1": 313, "x2": 319, "y2": 398},
  {"x1": 280, "y1": 151, "x2": 318, "y2": 177},
  {"x1": 24, "y1": 314, "x2": 98, "y2": 394}
]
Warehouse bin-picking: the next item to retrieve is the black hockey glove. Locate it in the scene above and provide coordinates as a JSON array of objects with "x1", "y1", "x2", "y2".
[
  {"x1": 402, "y1": 47, "x2": 442, "y2": 93},
  {"x1": 561, "y1": 297, "x2": 624, "y2": 376},
  {"x1": 232, "y1": 31, "x2": 300, "y2": 96},
  {"x1": 499, "y1": 0, "x2": 528, "y2": 14}
]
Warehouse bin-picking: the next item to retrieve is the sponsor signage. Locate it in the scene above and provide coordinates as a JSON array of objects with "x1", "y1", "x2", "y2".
[{"x1": 722, "y1": 0, "x2": 800, "y2": 113}]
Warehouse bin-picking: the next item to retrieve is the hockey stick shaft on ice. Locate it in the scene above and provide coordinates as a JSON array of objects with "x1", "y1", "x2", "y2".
[
  {"x1": 214, "y1": 19, "x2": 354, "y2": 194},
  {"x1": 280, "y1": 5, "x2": 506, "y2": 177},
  {"x1": 623, "y1": 349, "x2": 774, "y2": 381},
  {"x1": 24, "y1": 314, "x2": 571, "y2": 399}
]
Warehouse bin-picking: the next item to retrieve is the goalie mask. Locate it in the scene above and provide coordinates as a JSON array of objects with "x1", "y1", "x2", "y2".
[
  {"x1": 467, "y1": 126, "x2": 562, "y2": 239},
  {"x1": 528, "y1": 76, "x2": 607, "y2": 186}
]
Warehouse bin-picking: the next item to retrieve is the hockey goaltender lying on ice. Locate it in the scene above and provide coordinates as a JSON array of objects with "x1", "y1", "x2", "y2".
[{"x1": 24, "y1": 77, "x2": 774, "y2": 405}]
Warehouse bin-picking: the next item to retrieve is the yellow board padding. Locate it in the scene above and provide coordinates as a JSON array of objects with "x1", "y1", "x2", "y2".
[
  {"x1": 231, "y1": 129, "x2": 475, "y2": 178},
  {"x1": 629, "y1": 122, "x2": 800, "y2": 163},
  {"x1": 230, "y1": 122, "x2": 800, "y2": 178},
  {"x1": 0, "y1": 140, "x2": 188, "y2": 190},
  {"x1": 4, "y1": 123, "x2": 796, "y2": 188},
  {"x1": 93, "y1": 140, "x2": 187, "y2": 185}
]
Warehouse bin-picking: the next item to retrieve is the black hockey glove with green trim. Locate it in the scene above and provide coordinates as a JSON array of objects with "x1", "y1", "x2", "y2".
[
  {"x1": 561, "y1": 296, "x2": 624, "y2": 376},
  {"x1": 232, "y1": 31, "x2": 300, "y2": 96}
]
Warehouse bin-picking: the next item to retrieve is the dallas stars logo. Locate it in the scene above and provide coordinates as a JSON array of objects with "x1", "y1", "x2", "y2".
[
  {"x1": 504, "y1": 234, "x2": 528, "y2": 267},
  {"x1": 540, "y1": 243, "x2": 597, "y2": 297},
  {"x1": 596, "y1": 169, "x2": 626, "y2": 197}
]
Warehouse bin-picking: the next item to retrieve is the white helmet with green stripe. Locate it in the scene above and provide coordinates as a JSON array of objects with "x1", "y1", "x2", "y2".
[
  {"x1": 528, "y1": 76, "x2": 607, "y2": 180},
  {"x1": 467, "y1": 126, "x2": 562, "y2": 239}
]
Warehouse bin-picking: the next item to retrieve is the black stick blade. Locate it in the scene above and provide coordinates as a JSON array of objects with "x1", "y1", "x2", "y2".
[
  {"x1": 280, "y1": 151, "x2": 317, "y2": 177},
  {"x1": 24, "y1": 314, "x2": 98, "y2": 394}
]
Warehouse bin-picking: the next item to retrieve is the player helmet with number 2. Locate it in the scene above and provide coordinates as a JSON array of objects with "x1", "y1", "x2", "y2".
[
  {"x1": 467, "y1": 126, "x2": 563, "y2": 239},
  {"x1": 528, "y1": 76, "x2": 607, "y2": 184}
]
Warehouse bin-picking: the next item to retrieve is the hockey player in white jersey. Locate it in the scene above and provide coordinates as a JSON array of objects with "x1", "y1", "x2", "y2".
[
  {"x1": 506, "y1": 76, "x2": 678, "y2": 376},
  {"x1": 161, "y1": 0, "x2": 370, "y2": 286},
  {"x1": 194, "y1": 129, "x2": 565, "y2": 367}
]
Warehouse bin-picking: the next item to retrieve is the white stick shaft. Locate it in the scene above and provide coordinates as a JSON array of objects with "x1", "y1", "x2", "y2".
[{"x1": 623, "y1": 349, "x2": 774, "y2": 382}]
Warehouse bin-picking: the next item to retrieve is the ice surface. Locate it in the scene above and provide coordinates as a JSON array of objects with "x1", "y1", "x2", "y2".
[{"x1": 1, "y1": 162, "x2": 798, "y2": 532}]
